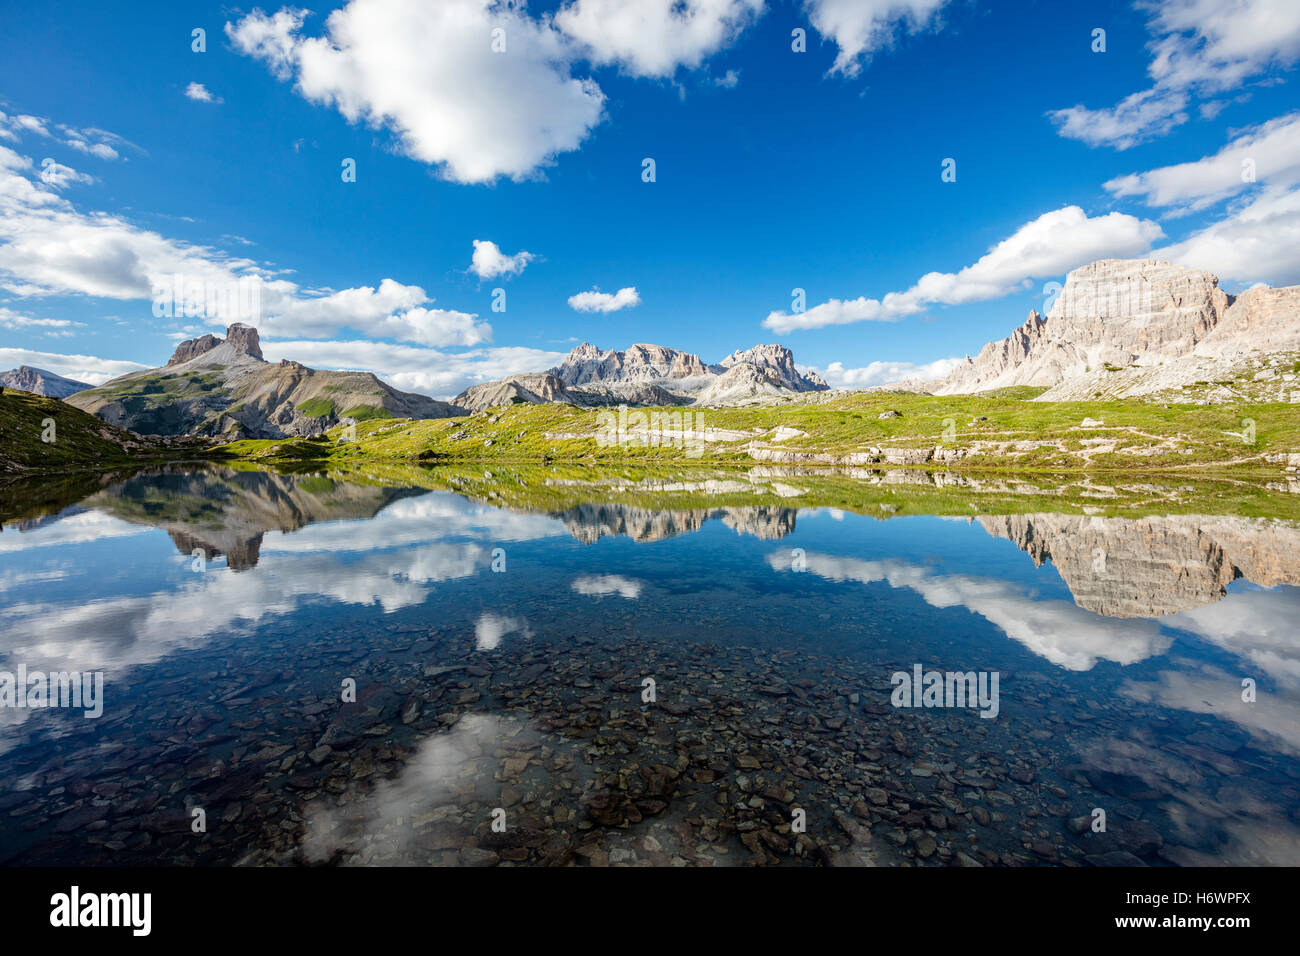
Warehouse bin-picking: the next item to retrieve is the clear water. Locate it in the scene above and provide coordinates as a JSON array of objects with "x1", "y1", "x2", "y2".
[{"x1": 1, "y1": 467, "x2": 1297, "y2": 866}]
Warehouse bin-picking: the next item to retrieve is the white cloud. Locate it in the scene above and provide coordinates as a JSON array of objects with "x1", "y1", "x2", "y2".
[
  {"x1": 469, "y1": 239, "x2": 534, "y2": 280},
  {"x1": 1049, "y1": 0, "x2": 1300, "y2": 149},
  {"x1": 1152, "y1": 183, "x2": 1300, "y2": 285},
  {"x1": 819, "y1": 356, "x2": 964, "y2": 389},
  {"x1": 0, "y1": 110, "x2": 134, "y2": 161},
  {"x1": 556, "y1": 0, "x2": 763, "y2": 78},
  {"x1": 1048, "y1": 88, "x2": 1190, "y2": 151},
  {"x1": 567, "y1": 286, "x2": 640, "y2": 312},
  {"x1": 0, "y1": 306, "x2": 81, "y2": 337},
  {"x1": 715, "y1": 68, "x2": 741, "y2": 88},
  {"x1": 227, "y1": 0, "x2": 607, "y2": 184},
  {"x1": 184, "y1": 82, "x2": 222, "y2": 104},
  {"x1": 0, "y1": 346, "x2": 147, "y2": 385},
  {"x1": 260, "y1": 279, "x2": 491, "y2": 346},
  {"x1": 259, "y1": 338, "x2": 567, "y2": 400},
  {"x1": 0, "y1": 111, "x2": 50, "y2": 140},
  {"x1": 35, "y1": 158, "x2": 93, "y2": 189},
  {"x1": 1105, "y1": 111, "x2": 1300, "y2": 210},
  {"x1": 764, "y1": 206, "x2": 1163, "y2": 333},
  {"x1": 1096, "y1": 110, "x2": 1300, "y2": 285},
  {"x1": 0, "y1": 141, "x2": 491, "y2": 347},
  {"x1": 803, "y1": 0, "x2": 950, "y2": 77}
]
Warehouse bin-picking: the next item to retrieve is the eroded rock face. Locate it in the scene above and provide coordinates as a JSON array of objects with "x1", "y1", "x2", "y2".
[
  {"x1": 225, "y1": 323, "x2": 264, "y2": 360},
  {"x1": 167, "y1": 334, "x2": 223, "y2": 366},
  {"x1": 462, "y1": 341, "x2": 830, "y2": 409},
  {"x1": 928, "y1": 259, "x2": 1300, "y2": 396},
  {"x1": 978, "y1": 513, "x2": 1300, "y2": 617},
  {"x1": 167, "y1": 324, "x2": 263, "y2": 367},
  {"x1": 555, "y1": 343, "x2": 714, "y2": 386},
  {"x1": 721, "y1": 344, "x2": 828, "y2": 391}
]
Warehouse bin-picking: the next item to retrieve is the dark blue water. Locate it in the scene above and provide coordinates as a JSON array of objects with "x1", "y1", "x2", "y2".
[{"x1": 1, "y1": 468, "x2": 1297, "y2": 866}]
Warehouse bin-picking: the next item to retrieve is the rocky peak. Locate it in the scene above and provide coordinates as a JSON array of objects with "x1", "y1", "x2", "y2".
[
  {"x1": 167, "y1": 324, "x2": 263, "y2": 367},
  {"x1": 722, "y1": 343, "x2": 828, "y2": 392},
  {"x1": 552, "y1": 342, "x2": 711, "y2": 386},
  {"x1": 225, "y1": 323, "x2": 263, "y2": 360},
  {"x1": 721, "y1": 343, "x2": 794, "y2": 369},
  {"x1": 167, "y1": 333, "x2": 223, "y2": 366}
]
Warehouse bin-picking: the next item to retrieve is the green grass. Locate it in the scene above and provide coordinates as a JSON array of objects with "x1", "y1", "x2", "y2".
[
  {"x1": 295, "y1": 398, "x2": 335, "y2": 418},
  {"x1": 0, "y1": 391, "x2": 154, "y2": 473},
  {"x1": 340, "y1": 404, "x2": 394, "y2": 422},
  {"x1": 218, "y1": 390, "x2": 1300, "y2": 477},
  {"x1": 211, "y1": 436, "x2": 331, "y2": 462}
]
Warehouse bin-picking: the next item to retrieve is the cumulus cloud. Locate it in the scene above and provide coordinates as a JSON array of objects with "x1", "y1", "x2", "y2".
[
  {"x1": 818, "y1": 356, "x2": 964, "y2": 389},
  {"x1": 260, "y1": 278, "x2": 491, "y2": 346},
  {"x1": 1093, "y1": 110, "x2": 1300, "y2": 285},
  {"x1": 1048, "y1": 0, "x2": 1300, "y2": 149},
  {"x1": 0, "y1": 141, "x2": 492, "y2": 347},
  {"x1": 1105, "y1": 111, "x2": 1300, "y2": 210},
  {"x1": 1152, "y1": 183, "x2": 1300, "y2": 285},
  {"x1": 469, "y1": 239, "x2": 534, "y2": 280},
  {"x1": 227, "y1": 0, "x2": 606, "y2": 184},
  {"x1": 184, "y1": 82, "x2": 222, "y2": 103},
  {"x1": 804, "y1": 0, "x2": 950, "y2": 77},
  {"x1": 556, "y1": 0, "x2": 763, "y2": 78},
  {"x1": 567, "y1": 286, "x2": 640, "y2": 313},
  {"x1": 764, "y1": 206, "x2": 1163, "y2": 333},
  {"x1": 35, "y1": 158, "x2": 93, "y2": 189}
]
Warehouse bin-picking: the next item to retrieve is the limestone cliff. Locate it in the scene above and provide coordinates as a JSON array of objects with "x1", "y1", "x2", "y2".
[{"x1": 926, "y1": 259, "x2": 1300, "y2": 401}]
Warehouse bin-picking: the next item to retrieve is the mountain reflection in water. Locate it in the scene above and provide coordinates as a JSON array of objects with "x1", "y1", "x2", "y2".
[{"x1": 0, "y1": 466, "x2": 1297, "y2": 867}]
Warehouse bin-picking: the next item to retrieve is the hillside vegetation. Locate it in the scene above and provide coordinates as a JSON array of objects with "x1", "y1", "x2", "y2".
[
  {"x1": 212, "y1": 389, "x2": 1300, "y2": 476},
  {"x1": 0, "y1": 391, "x2": 163, "y2": 474}
]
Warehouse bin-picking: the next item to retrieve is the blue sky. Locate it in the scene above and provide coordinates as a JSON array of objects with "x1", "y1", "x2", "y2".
[{"x1": 1, "y1": 0, "x2": 1298, "y2": 397}]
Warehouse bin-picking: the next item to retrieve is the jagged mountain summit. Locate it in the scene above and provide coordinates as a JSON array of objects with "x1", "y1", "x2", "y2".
[
  {"x1": 922, "y1": 259, "x2": 1300, "y2": 403},
  {"x1": 68, "y1": 323, "x2": 463, "y2": 438},
  {"x1": 455, "y1": 341, "x2": 828, "y2": 411},
  {"x1": 0, "y1": 366, "x2": 92, "y2": 398}
]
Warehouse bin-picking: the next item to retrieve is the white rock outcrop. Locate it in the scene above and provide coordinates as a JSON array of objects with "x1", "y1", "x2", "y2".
[{"x1": 924, "y1": 259, "x2": 1300, "y2": 398}]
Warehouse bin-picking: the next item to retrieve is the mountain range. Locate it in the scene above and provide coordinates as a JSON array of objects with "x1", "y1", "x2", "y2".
[
  {"x1": 10, "y1": 257, "x2": 1300, "y2": 441},
  {"x1": 453, "y1": 341, "x2": 829, "y2": 411}
]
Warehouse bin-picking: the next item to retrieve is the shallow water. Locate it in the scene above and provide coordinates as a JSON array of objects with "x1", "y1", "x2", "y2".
[{"x1": 1, "y1": 466, "x2": 1298, "y2": 866}]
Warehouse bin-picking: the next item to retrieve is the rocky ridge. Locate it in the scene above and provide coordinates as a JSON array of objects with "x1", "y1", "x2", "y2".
[
  {"x1": 69, "y1": 323, "x2": 464, "y2": 438},
  {"x1": 456, "y1": 341, "x2": 829, "y2": 410},
  {"x1": 923, "y1": 259, "x2": 1300, "y2": 402}
]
